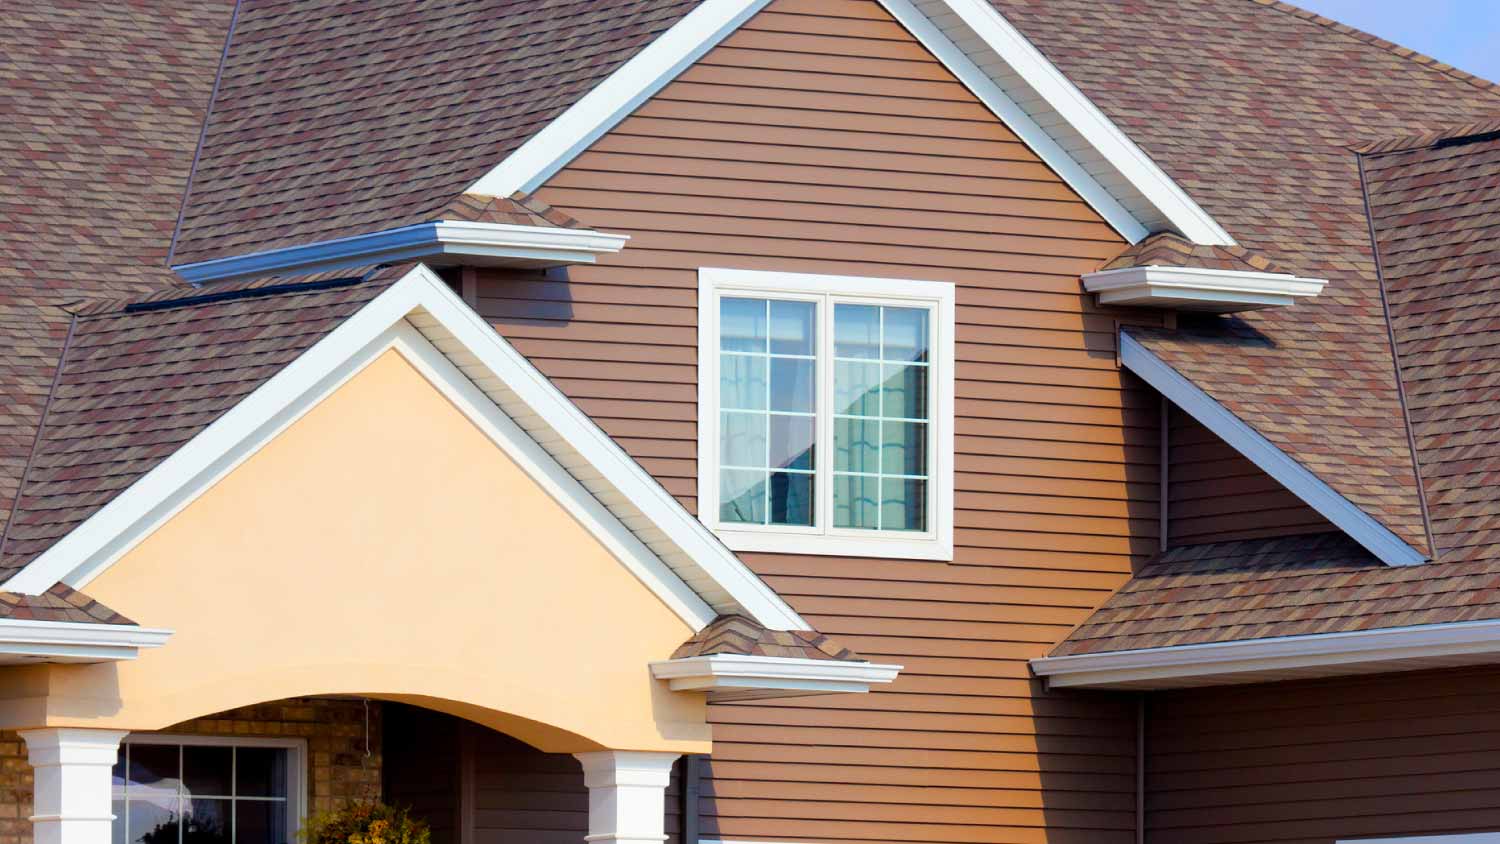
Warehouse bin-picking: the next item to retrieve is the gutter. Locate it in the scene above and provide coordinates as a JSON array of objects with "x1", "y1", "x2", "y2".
[
  {"x1": 0, "y1": 619, "x2": 171, "y2": 663},
  {"x1": 651, "y1": 654, "x2": 902, "y2": 700},
  {"x1": 1031, "y1": 617, "x2": 1500, "y2": 690},
  {"x1": 173, "y1": 221, "x2": 630, "y2": 285}
]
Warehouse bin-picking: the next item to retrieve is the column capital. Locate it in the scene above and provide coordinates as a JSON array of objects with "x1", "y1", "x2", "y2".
[
  {"x1": 573, "y1": 750, "x2": 679, "y2": 788},
  {"x1": 573, "y1": 750, "x2": 681, "y2": 844},
  {"x1": 20, "y1": 728, "x2": 129, "y2": 767}
]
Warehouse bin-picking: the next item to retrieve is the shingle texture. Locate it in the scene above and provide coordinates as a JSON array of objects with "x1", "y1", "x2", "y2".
[
  {"x1": 989, "y1": 0, "x2": 1500, "y2": 555},
  {"x1": 672, "y1": 614, "x2": 866, "y2": 663},
  {"x1": 1099, "y1": 233, "x2": 1286, "y2": 275},
  {"x1": 0, "y1": 272, "x2": 397, "y2": 575},
  {"x1": 170, "y1": 0, "x2": 696, "y2": 265}
]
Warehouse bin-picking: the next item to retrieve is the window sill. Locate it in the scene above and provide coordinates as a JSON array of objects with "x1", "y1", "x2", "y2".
[{"x1": 713, "y1": 527, "x2": 953, "y2": 561}]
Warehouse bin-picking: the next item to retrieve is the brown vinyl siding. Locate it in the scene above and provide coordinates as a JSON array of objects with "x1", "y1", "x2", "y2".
[
  {"x1": 473, "y1": 0, "x2": 1158, "y2": 841},
  {"x1": 1168, "y1": 405, "x2": 1334, "y2": 546},
  {"x1": 1147, "y1": 666, "x2": 1500, "y2": 844}
]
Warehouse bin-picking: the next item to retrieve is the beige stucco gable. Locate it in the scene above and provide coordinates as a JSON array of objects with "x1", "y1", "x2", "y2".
[{"x1": 0, "y1": 344, "x2": 708, "y2": 754}]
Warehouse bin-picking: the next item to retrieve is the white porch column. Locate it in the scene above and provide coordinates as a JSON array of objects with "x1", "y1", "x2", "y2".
[
  {"x1": 20, "y1": 728, "x2": 128, "y2": 844},
  {"x1": 574, "y1": 751, "x2": 681, "y2": 844}
]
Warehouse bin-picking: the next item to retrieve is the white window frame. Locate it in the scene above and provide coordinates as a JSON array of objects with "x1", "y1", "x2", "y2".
[
  {"x1": 116, "y1": 733, "x2": 308, "y2": 844},
  {"x1": 1338, "y1": 837, "x2": 1500, "y2": 844},
  {"x1": 698, "y1": 267, "x2": 955, "y2": 561}
]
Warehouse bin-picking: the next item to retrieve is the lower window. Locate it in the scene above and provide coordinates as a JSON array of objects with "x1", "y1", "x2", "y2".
[{"x1": 112, "y1": 736, "x2": 304, "y2": 844}]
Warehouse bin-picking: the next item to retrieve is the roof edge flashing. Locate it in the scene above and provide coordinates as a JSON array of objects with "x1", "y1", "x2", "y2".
[
  {"x1": 1032, "y1": 617, "x2": 1500, "y2": 690},
  {"x1": 1084, "y1": 265, "x2": 1328, "y2": 312},
  {"x1": 173, "y1": 221, "x2": 630, "y2": 285}
]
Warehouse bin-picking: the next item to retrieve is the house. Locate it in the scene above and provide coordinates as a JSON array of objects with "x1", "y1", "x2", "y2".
[{"x1": 3, "y1": 1, "x2": 1500, "y2": 843}]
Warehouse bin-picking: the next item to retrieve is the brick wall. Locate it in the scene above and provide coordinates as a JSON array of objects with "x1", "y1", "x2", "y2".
[{"x1": 0, "y1": 697, "x2": 383, "y2": 844}]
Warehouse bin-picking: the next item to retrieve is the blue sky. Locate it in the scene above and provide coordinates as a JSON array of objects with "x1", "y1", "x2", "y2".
[{"x1": 1292, "y1": 1, "x2": 1500, "y2": 83}]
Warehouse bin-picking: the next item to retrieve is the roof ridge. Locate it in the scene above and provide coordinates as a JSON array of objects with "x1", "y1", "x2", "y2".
[
  {"x1": 0, "y1": 312, "x2": 79, "y2": 567},
  {"x1": 1353, "y1": 114, "x2": 1500, "y2": 155},
  {"x1": 1249, "y1": 0, "x2": 1500, "y2": 98}
]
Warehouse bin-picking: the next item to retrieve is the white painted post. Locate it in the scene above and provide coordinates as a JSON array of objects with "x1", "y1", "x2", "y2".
[
  {"x1": 573, "y1": 751, "x2": 681, "y2": 844},
  {"x1": 20, "y1": 728, "x2": 128, "y2": 844}
]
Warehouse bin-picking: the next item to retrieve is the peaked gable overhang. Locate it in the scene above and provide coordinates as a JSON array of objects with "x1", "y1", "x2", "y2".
[
  {"x1": 466, "y1": 0, "x2": 1234, "y2": 248},
  {"x1": 1120, "y1": 331, "x2": 1427, "y2": 567},
  {"x1": 2, "y1": 265, "x2": 807, "y2": 633}
]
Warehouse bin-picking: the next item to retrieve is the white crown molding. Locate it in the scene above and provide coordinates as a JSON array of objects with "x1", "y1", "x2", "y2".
[
  {"x1": 4, "y1": 265, "x2": 807, "y2": 632},
  {"x1": 1084, "y1": 265, "x2": 1328, "y2": 312},
  {"x1": 1031, "y1": 616, "x2": 1500, "y2": 690},
  {"x1": 1120, "y1": 332, "x2": 1426, "y2": 567},
  {"x1": 0, "y1": 619, "x2": 170, "y2": 664},
  {"x1": 651, "y1": 654, "x2": 902, "y2": 701},
  {"x1": 173, "y1": 221, "x2": 630, "y2": 285}
]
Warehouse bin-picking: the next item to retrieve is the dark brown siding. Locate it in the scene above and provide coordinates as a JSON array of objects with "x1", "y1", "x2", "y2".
[
  {"x1": 472, "y1": 0, "x2": 1162, "y2": 841},
  {"x1": 1168, "y1": 405, "x2": 1334, "y2": 546},
  {"x1": 384, "y1": 704, "x2": 461, "y2": 844},
  {"x1": 1147, "y1": 666, "x2": 1500, "y2": 844}
]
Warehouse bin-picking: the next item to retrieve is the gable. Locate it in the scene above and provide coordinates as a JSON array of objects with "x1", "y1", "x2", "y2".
[{"x1": 66, "y1": 341, "x2": 706, "y2": 750}]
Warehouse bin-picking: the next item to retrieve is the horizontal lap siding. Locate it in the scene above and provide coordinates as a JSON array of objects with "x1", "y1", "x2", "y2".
[
  {"x1": 1168, "y1": 405, "x2": 1333, "y2": 545},
  {"x1": 1147, "y1": 667, "x2": 1500, "y2": 844},
  {"x1": 485, "y1": 0, "x2": 1157, "y2": 841}
]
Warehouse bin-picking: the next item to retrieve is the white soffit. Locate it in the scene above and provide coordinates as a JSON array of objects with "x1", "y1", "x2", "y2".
[
  {"x1": 1083, "y1": 266, "x2": 1328, "y2": 312},
  {"x1": 4, "y1": 265, "x2": 808, "y2": 633},
  {"x1": 1031, "y1": 617, "x2": 1500, "y2": 690},
  {"x1": 0, "y1": 619, "x2": 171, "y2": 665},
  {"x1": 650, "y1": 654, "x2": 902, "y2": 701},
  {"x1": 463, "y1": 0, "x2": 1235, "y2": 248},
  {"x1": 1120, "y1": 332, "x2": 1426, "y2": 567}
]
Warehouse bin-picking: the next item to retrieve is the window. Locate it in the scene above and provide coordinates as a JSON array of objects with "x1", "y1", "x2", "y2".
[
  {"x1": 113, "y1": 736, "x2": 305, "y2": 844},
  {"x1": 699, "y1": 268, "x2": 955, "y2": 560}
]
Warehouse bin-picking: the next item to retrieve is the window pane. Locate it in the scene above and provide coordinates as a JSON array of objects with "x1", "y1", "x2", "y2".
[
  {"x1": 883, "y1": 307, "x2": 930, "y2": 363},
  {"x1": 182, "y1": 798, "x2": 230, "y2": 844},
  {"x1": 235, "y1": 748, "x2": 287, "y2": 799},
  {"x1": 834, "y1": 361, "x2": 880, "y2": 417},
  {"x1": 769, "y1": 300, "x2": 815, "y2": 356},
  {"x1": 882, "y1": 422, "x2": 928, "y2": 477},
  {"x1": 834, "y1": 474, "x2": 879, "y2": 529},
  {"x1": 235, "y1": 800, "x2": 288, "y2": 844},
  {"x1": 769, "y1": 358, "x2": 814, "y2": 414},
  {"x1": 128, "y1": 745, "x2": 180, "y2": 795},
  {"x1": 834, "y1": 417, "x2": 879, "y2": 474},
  {"x1": 768, "y1": 415, "x2": 814, "y2": 471},
  {"x1": 112, "y1": 800, "x2": 127, "y2": 844},
  {"x1": 126, "y1": 799, "x2": 174, "y2": 844},
  {"x1": 768, "y1": 472, "x2": 814, "y2": 526},
  {"x1": 183, "y1": 746, "x2": 232, "y2": 798},
  {"x1": 882, "y1": 364, "x2": 928, "y2": 421},
  {"x1": 720, "y1": 297, "x2": 767, "y2": 353},
  {"x1": 720, "y1": 469, "x2": 767, "y2": 525},
  {"x1": 881, "y1": 478, "x2": 927, "y2": 532},
  {"x1": 720, "y1": 412, "x2": 767, "y2": 468},
  {"x1": 834, "y1": 304, "x2": 880, "y2": 359},
  {"x1": 719, "y1": 355, "x2": 766, "y2": 411}
]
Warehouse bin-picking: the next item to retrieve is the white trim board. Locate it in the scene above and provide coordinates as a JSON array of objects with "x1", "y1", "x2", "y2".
[
  {"x1": 0, "y1": 618, "x2": 170, "y2": 664},
  {"x1": 1339, "y1": 836, "x2": 1500, "y2": 844},
  {"x1": 1119, "y1": 332, "x2": 1425, "y2": 567},
  {"x1": 3, "y1": 265, "x2": 807, "y2": 632},
  {"x1": 1031, "y1": 617, "x2": 1500, "y2": 690},
  {"x1": 464, "y1": 0, "x2": 1235, "y2": 247},
  {"x1": 651, "y1": 654, "x2": 902, "y2": 701}
]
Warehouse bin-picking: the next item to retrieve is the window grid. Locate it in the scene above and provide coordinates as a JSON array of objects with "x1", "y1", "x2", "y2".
[{"x1": 115, "y1": 741, "x2": 293, "y2": 844}]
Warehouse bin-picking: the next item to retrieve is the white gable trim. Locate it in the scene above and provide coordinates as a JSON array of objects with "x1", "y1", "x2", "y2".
[
  {"x1": 468, "y1": 0, "x2": 774, "y2": 198},
  {"x1": 465, "y1": 0, "x2": 1235, "y2": 247},
  {"x1": 1120, "y1": 331, "x2": 1426, "y2": 566},
  {"x1": 4, "y1": 266, "x2": 808, "y2": 632}
]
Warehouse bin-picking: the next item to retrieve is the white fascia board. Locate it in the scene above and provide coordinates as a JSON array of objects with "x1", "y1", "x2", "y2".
[
  {"x1": 467, "y1": 0, "x2": 774, "y2": 197},
  {"x1": 0, "y1": 619, "x2": 171, "y2": 664},
  {"x1": 1120, "y1": 332, "x2": 1426, "y2": 566},
  {"x1": 913, "y1": 0, "x2": 1234, "y2": 246},
  {"x1": 173, "y1": 222, "x2": 630, "y2": 285},
  {"x1": 879, "y1": 0, "x2": 1148, "y2": 244},
  {"x1": 1083, "y1": 266, "x2": 1328, "y2": 312},
  {"x1": 650, "y1": 654, "x2": 902, "y2": 699},
  {"x1": 1031, "y1": 617, "x2": 1500, "y2": 690},
  {"x1": 4, "y1": 265, "x2": 807, "y2": 632}
]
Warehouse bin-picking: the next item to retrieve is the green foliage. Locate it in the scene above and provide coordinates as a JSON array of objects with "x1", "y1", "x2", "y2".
[{"x1": 300, "y1": 802, "x2": 431, "y2": 844}]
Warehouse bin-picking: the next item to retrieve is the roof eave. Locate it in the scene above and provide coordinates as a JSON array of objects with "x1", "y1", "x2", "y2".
[
  {"x1": 650, "y1": 654, "x2": 903, "y2": 701},
  {"x1": 173, "y1": 221, "x2": 630, "y2": 285},
  {"x1": 1031, "y1": 618, "x2": 1500, "y2": 690},
  {"x1": 0, "y1": 619, "x2": 171, "y2": 665},
  {"x1": 1083, "y1": 265, "x2": 1328, "y2": 312}
]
